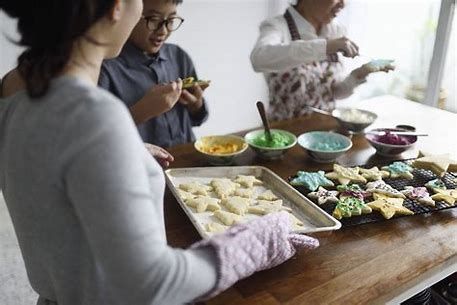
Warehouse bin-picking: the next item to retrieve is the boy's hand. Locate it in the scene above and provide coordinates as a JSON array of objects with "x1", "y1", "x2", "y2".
[
  {"x1": 131, "y1": 79, "x2": 183, "y2": 124},
  {"x1": 179, "y1": 84, "x2": 206, "y2": 114},
  {"x1": 144, "y1": 143, "x2": 174, "y2": 168}
]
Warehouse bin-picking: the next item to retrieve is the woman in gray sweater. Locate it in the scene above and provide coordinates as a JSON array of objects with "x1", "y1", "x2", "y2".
[{"x1": 0, "y1": 1, "x2": 318, "y2": 304}]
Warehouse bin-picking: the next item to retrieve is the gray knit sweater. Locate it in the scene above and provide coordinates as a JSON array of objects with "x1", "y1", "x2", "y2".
[{"x1": 0, "y1": 76, "x2": 217, "y2": 305}]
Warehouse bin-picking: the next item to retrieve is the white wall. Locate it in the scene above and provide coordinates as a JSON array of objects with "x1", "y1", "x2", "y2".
[{"x1": 168, "y1": 0, "x2": 270, "y2": 137}]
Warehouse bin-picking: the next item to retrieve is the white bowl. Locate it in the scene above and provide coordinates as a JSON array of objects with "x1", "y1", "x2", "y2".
[
  {"x1": 332, "y1": 107, "x2": 377, "y2": 133},
  {"x1": 298, "y1": 131, "x2": 353, "y2": 163}
]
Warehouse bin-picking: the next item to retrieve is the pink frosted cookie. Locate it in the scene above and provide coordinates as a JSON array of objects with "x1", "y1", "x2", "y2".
[
  {"x1": 308, "y1": 187, "x2": 339, "y2": 205},
  {"x1": 401, "y1": 186, "x2": 435, "y2": 207}
]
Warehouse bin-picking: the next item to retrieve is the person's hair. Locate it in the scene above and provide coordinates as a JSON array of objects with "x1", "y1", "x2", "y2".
[{"x1": 0, "y1": 0, "x2": 117, "y2": 98}]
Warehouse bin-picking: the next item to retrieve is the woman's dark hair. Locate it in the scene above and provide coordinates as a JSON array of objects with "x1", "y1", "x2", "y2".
[{"x1": 0, "y1": 0, "x2": 116, "y2": 98}]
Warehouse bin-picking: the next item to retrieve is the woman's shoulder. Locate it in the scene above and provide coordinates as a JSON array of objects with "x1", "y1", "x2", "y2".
[
  {"x1": 1, "y1": 68, "x2": 26, "y2": 98},
  {"x1": 259, "y1": 14, "x2": 288, "y2": 30}
]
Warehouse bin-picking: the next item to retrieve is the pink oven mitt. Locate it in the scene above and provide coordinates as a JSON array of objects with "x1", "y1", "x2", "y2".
[{"x1": 191, "y1": 211, "x2": 319, "y2": 299}]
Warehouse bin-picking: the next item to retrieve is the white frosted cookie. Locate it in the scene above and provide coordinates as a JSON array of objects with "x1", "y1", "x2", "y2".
[
  {"x1": 308, "y1": 187, "x2": 339, "y2": 205},
  {"x1": 234, "y1": 188, "x2": 254, "y2": 199},
  {"x1": 210, "y1": 178, "x2": 240, "y2": 199},
  {"x1": 233, "y1": 175, "x2": 263, "y2": 188},
  {"x1": 257, "y1": 190, "x2": 279, "y2": 201},
  {"x1": 366, "y1": 180, "x2": 405, "y2": 198},
  {"x1": 325, "y1": 164, "x2": 367, "y2": 185},
  {"x1": 186, "y1": 197, "x2": 221, "y2": 213},
  {"x1": 221, "y1": 196, "x2": 252, "y2": 215},
  {"x1": 401, "y1": 186, "x2": 435, "y2": 207},
  {"x1": 213, "y1": 210, "x2": 242, "y2": 226},
  {"x1": 359, "y1": 167, "x2": 390, "y2": 181},
  {"x1": 179, "y1": 182, "x2": 212, "y2": 196},
  {"x1": 206, "y1": 222, "x2": 228, "y2": 234}
]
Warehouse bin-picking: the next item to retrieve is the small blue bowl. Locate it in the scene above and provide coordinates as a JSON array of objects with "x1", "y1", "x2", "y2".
[{"x1": 298, "y1": 131, "x2": 353, "y2": 163}]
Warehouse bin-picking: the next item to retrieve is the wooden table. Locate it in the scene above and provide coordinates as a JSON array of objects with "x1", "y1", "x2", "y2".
[{"x1": 165, "y1": 96, "x2": 457, "y2": 305}]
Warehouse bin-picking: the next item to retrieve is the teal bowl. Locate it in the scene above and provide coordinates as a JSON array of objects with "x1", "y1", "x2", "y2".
[
  {"x1": 244, "y1": 129, "x2": 297, "y2": 160},
  {"x1": 298, "y1": 131, "x2": 352, "y2": 163}
]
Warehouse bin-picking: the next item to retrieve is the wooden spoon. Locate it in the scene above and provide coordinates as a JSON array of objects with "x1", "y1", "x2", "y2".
[{"x1": 256, "y1": 101, "x2": 273, "y2": 142}]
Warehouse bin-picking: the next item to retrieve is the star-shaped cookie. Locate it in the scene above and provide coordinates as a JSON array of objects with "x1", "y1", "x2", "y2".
[
  {"x1": 381, "y1": 162, "x2": 414, "y2": 180},
  {"x1": 210, "y1": 178, "x2": 240, "y2": 199},
  {"x1": 186, "y1": 196, "x2": 221, "y2": 213},
  {"x1": 257, "y1": 189, "x2": 279, "y2": 201},
  {"x1": 425, "y1": 179, "x2": 447, "y2": 191},
  {"x1": 332, "y1": 197, "x2": 372, "y2": 220},
  {"x1": 233, "y1": 175, "x2": 263, "y2": 188},
  {"x1": 431, "y1": 189, "x2": 457, "y2": 205},
  {"x1": 401, "y1": 186, "x2": 435, "y2": 207},
  {"x1": 221, "y1": 196, "x2": 253, "y2": 215},
  {"x1": 337, "y1": 184, "x2": 371, "y2": 200},
  {"x1": 290, "y1": 171, "x2": 334, "y2": 191},
  {"x1": 308, "y1": 187, "x2": 339, "y2": 205},
  {"x1": 325, "y1": 164, "x2": 367, "y2": 185},
  {"x1": 179, "y1": 182, "x2": 212, "y2": 196},
  {"x1": 367, "y1": 193, "x2": 413, "y2": 219},
  {"x1": 359, "y1": 166, "x2": 390, "y2": 181},
  {"x1": 412, "y1": 153, "x2": 457, "y2": 177}
]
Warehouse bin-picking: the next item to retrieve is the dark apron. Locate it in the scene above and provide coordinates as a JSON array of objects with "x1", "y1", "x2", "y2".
[{"x1": 267, "y1": 10, "x2": 341, "y2": 121}]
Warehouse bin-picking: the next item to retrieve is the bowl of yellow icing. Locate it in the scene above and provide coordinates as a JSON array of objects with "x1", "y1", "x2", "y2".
[{"x1": 194, "y1": 135, "x2": 248, "y2": 165}]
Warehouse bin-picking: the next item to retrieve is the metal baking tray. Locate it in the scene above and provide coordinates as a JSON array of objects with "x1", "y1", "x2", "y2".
[{"x1": 165, "y1": 166, "x2": 341, "y2": 238}]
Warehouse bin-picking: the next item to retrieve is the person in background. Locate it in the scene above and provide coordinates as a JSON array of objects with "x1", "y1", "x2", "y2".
[
  {"x1": 99, "y1": 0, "x2": 208, "y2": 148},
  {"x1": 250, "y1": 0, "x2": 394, "y2": 121},
  {"x1": 0, "y1": 1, "x2": 319, "y2": 305}
]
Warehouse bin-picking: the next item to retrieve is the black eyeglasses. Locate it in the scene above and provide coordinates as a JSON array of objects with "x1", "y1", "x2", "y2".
[{"x1": 141, "y1": 16, "x2": 185, "y2": 32}]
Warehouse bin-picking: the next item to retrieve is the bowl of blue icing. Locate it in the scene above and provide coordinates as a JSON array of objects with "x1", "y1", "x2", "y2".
[{"x1": 297, "y1": 131, "x2": 352, "y2": 163}]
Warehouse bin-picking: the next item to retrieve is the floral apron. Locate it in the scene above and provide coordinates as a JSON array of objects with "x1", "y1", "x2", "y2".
[{"x1": 267, "y1": 10, "x2": 341, "y2": 121}]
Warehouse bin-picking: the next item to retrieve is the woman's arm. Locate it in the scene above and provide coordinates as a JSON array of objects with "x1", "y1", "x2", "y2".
[
  {"x1": 60, "y1": 95, "x2": 217, "y2": 305},
  {"x1": 250, "y1": 18, "x2": 327, "y2": 73}
]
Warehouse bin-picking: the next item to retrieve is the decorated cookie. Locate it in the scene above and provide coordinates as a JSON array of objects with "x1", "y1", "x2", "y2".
[
  {"x1": 290, "y1": 171, "x2": 334, "y2": 192},
  {"x1": 213, "y1": 210, "x2": 242, "y2": 226},
  {"x1": 365, "y1": 180, "x2": 405, "y2": 198},
  {"x1": 425, "y1": 179, "x2": 447, "y2": 191},
  {"x1": 332, "y1": 197, "x2": 372, "y2": 220},
  {"x1": 337, "y1": 184, "x2": 371, "y2": 200},
  {"x1": 210, "y1": 178, "x2": 240, "y2": 199},
  {"x1": 257, "y1": 190, "x2": 279, "y2": 201},
  {"x1": 431, "y1": 189, "x2": 457, "y2": 206},
  {"x1": 381, "y1": 161, "x2": 414, "y2": 180},
  {"x1": 233, "y1": 175, "x2": 263, "y2": 188},
  {"x1": 359, "y1": 166, "x2": 390, "y2": 181},
  {"x1": 368, "y1": 193, "x2": 413, "y2": 219},
  {"x1": 179, "y1": 182, "x2": 212, "y2": 196},
  {"x1": 177, "y1": 189, "x2": 196, "y2": 201},
  {"x1": 401, "y1": 186, "x2": 435, "y2": 207},
  {"x1": 412, "y1": 153, "x2": 457, "y2": 177},
  {"x1": 206, "y1": 222, "x2": 228, "y2": 233},
  {"x1": 248, "y1": 203, "x2": 291, "y2": 215},
  {"x1": 221, "y1": 196, "x2": 252, "y2": 215},
  {"x1": 186, "y1": 197, "x2": 221, "y2": 213},
  {"x1": 234, "y1": 188, "x2": 254, "y2": 199},
  {"x1": 325, "y1": 164, "x2": 367, "y2": 185},
  {"x1": 308, "y1": 187, "x2": 339, "y2": 205},
  {"x1": 256, "y1": 199, "x2": 284, "y2": 206}
]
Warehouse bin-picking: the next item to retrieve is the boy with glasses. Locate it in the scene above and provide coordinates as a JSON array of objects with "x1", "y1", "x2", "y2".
[{"x1": 99, "y1": 0, "x2": 209, "y2": 148}]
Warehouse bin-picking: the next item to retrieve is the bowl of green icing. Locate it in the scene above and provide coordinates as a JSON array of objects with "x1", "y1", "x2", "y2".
[
  {"x1": 244, "y1": 129, "x2": 297, "y2": 160},
  {"x1": 298, "y1": 131, "x2": 352, "y2": 163}
]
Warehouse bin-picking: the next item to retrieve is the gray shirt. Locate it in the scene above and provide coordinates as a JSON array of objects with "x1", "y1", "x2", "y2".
[
  {"x1": 99, "y1": 42, "x2": 208, "y2": 148},
  {"x1": 0, "y1": 76, "x2": 217, "y2": 305}
]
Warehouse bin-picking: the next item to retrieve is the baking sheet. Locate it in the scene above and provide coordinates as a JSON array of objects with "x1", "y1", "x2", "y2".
[{"x1": 165, "y1": 166, "x2": 341, "y2": 238}]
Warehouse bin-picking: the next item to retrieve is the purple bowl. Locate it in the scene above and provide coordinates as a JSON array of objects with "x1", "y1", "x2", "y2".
[{"x1": 365, "y1": 128, "x2": 418, "y2": 157}]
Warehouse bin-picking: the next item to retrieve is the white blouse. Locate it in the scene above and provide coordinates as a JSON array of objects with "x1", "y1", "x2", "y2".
[{"x1": 250, "y1": 6, "x2": 362, "y2": 99}]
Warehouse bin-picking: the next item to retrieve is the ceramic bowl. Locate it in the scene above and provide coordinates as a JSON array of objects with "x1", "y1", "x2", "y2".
[
  {"x1": 332, "y1": 107, "x2": 377, "y2": 133},
  {"x1": 244, "y1": 129, "x2": 297, "y2": 160},
  {"x1": 365, "y1": 128, "x2": 418, "y2": 157},
  {"x1": 194, "y1": 135, "x2": 248, "y2": 165},
  {"x1": 297, "y1": 131, "x2": 353, "y2": 163}
]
